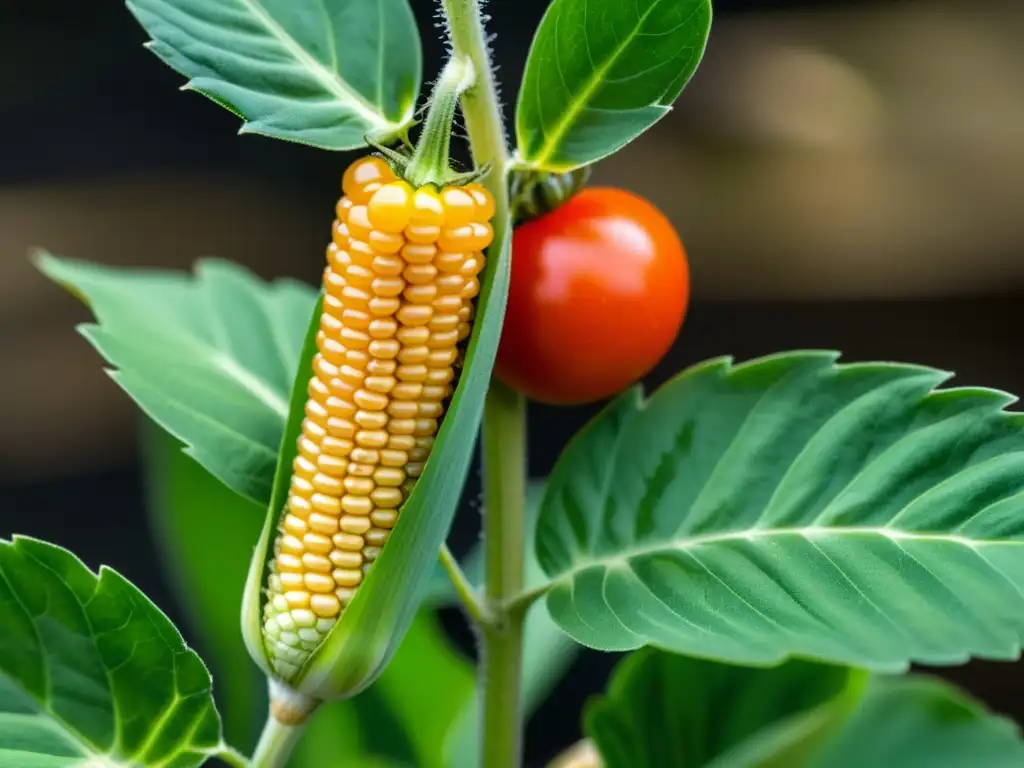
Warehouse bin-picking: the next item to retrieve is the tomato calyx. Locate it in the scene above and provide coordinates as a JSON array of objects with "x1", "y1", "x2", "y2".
[{"x1": 509, "y1": 166, "x2": 592, "y2": 225}]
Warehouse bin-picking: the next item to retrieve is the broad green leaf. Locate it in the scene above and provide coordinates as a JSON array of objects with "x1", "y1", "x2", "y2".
[
  {"x1": 126, "y1": 0, "x2": 421, "y2": 149},
  {"x1": 813, "y1": 675, "x2": 1024, "y2": 767},
  {"x1": 584, "y1": 650, "x2": 863, "y2": 768},
  {"x1": 515, "y1": 0, "x2": 712, "y2": 172},
  {"x1": 245, "y1": 213, "x2": 513, "y2": 699},
  {"x1": 535, "y1": 351, "x2": 1024, "y2": 671},
  {"x1": 0, "y1": 537, "x2": 225, "y2": 766},
  {"x1": 37, "y1": 253, "x2": 316, "y2": 506}
]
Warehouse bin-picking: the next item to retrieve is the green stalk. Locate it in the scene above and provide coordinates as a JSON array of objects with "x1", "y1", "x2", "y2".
[
  {"x1": 250, "y1": 681, "x2": 318, "y2": 768},
  {"x1": 480, "y1": 381, "x2": 527, "y2": 768},
  {"x1": 439, "y1": 0, "x2": 524, "y2": 766},
  {"x1": 441, "y1": 542, "x2": 490, "y2": 626},
  {"x1": 249, "y1": 717, "x2": 306, "y2": 768},
  {"x1": 405, "y1": 54, "x2": 475, "y2": 187},
  {"x1": 441, "y1": 0, "x2": 511, "y2": 190}
]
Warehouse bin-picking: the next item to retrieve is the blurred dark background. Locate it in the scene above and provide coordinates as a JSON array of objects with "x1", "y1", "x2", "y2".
[{"x1": 2, "y1": 0, "x2": 1023, "y2": 765}]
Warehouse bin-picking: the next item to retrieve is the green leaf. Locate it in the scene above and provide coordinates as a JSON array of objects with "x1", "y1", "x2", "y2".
[
  {"x1": 535, "y1": 350, "x2": 1024, "y2": 671},
  {"x1": 813, "y1": 675, "x2": 1024, "y2": 767},
  {"x1": 244, "y1": 214, "x2": 512, "y2": 699},
  {"x1": 0, "y1": 677, "x2": 99, "y2": 768},
  {"x1": 0, "y1": 537, "x2": 225, "y2": 766},
  {"x1": 126, "y1": 0, "x2": 421, "y2": 149},
  {"x1": 515, "y1": 0, "x2": 712, "y2": 172},
  {"x1": 584, "y1": 649, "x2": 863, "y2": 768},
  {"x1": 37, "y1": 253, "x2": 317, "y2": 506}
]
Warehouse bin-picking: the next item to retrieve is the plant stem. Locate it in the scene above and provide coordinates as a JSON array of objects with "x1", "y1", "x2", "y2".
[
  {"x1": 404, "y1": 55, "x2": 475, "y2": 187},
  {"x1": 441, "y1": 0, "x2": 512, "y2": 194},
  {"x1": 440, "y1": 542, "x2": 489, "y2": 626},
  {"x1": 480, "y1": 380, "x2": 528, "y2": 768},
  {"x1": 249, "y1": 714, "x2": 307, "y2": 768},
  {"x1": 250, "y1": 681, "x2": 318, "y2": 768},
  {"x1": 440, "y1": 1, "x2": 522, "y2": 764}
]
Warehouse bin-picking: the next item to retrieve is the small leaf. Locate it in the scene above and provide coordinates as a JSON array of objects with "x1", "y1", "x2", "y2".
[
  {"x1": 37, "y1": 253, "x2": 317, "y2": 506},
  {"x1": 0, "y1": 537, "x2": 224, "y2": 766},
  {"x1": 535, "y1": 351, "x2": 1024, "y2": 671},
  {"x1": 515, "y1": 0, "x2": 712, "y2": 172},
  {"x1": 585, "y1": 650, "x2": 863, "y2": 768},
  {"x1": 813, "y1": 675, "x2": 1024, "y2": 767},
  {"x1": 244, "y1": 212, "x2": 513, "y2": 699},
  {"x1": 126, "y1": 0, "x2": 422, "y2": 149}
]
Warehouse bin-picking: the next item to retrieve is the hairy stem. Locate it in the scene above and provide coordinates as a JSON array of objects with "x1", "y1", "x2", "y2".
[
  {"x1": 405, "y1": 54, "x2": 475, "y2": 187},
  {"x1": 441, "y1": 0, "x2": 512, "y2": 192}
]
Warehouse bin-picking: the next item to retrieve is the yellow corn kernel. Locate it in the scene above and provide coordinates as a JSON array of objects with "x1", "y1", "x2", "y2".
[
  {"x1": 262, "y1": 157, "x2": 495, "y2": 677},
  {"x1": 465, "y1": 183, "x2": 496, "y2": 220},
  {"x1": 410, "y1": 186, "x2": 445, "y2": 226},
  {"x1": 367, "y1": 181, "x2": 414, "y2": 234},
  {"x1": 439, "y1": 186, "x2": 477, "y2": 227},
  {"x1": 342, "y1": 156, "x2": 396, "y2": 204}
]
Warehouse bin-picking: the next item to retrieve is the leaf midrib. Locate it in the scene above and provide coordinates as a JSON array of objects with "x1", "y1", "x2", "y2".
[
  {"x1": 545, "y1": 525, "x2": 1024, "y2": 590},
  {"x1": 529, "y1": 0, "x2": 669, "y2": 166},
  {"x1": 89, "y1": 322, "x2": 289, "y2": 418},
  {"x1": 236, "y1": 0, "x2": 402, "y2": 129},
  {"x1": 212, "y1": 352, "x2": 289, "y2": 417}
]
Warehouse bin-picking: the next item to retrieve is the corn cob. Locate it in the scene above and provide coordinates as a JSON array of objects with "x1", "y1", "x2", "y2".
[{"x1": 261, "y1": 156, "x2": 495, "y2": 679}]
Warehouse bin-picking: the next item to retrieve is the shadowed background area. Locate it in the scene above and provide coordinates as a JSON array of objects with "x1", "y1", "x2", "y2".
[{"x1": 1, "y1": 0, "x2": 1022, "y2": 764}]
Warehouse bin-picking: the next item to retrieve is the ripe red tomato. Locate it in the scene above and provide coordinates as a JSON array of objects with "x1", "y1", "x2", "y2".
[{"x1": 495, "y1": 187, "x2": 690, "y2": 405}]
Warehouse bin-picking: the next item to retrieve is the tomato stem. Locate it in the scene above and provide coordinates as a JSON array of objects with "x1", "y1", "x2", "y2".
[{"x1": 404, "y1": 55, "x2": 474, "y2": 187}]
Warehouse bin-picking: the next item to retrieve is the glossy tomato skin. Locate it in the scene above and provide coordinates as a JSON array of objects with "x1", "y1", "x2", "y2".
[{"x1": 496, "y1": 187, "x2": 690, "y2": 405}]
